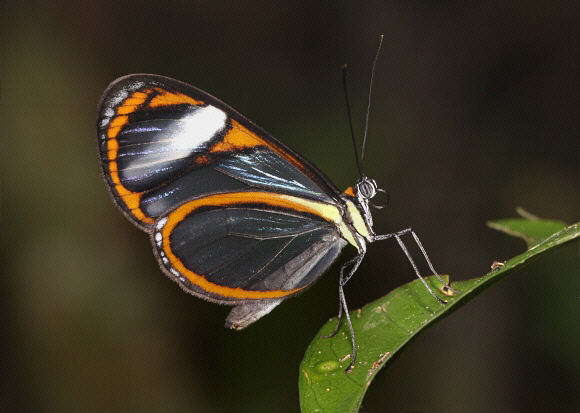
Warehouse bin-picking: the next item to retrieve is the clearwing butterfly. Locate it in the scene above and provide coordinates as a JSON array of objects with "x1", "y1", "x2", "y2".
[{"x1": 97, "y1": 66, "x2": 452, "y2": 371}]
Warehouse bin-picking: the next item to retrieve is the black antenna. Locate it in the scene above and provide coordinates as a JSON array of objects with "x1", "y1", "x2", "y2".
[
  {"x1": 342, "y1": 64, "x2": 363, "y2": 177},
  {"x1": 360, "y1": 34, "x2": 384, "y2": 172}
]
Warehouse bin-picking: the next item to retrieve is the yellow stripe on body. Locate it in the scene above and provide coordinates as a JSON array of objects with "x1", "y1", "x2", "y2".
[{"x1": 345, "y1": 199, "x2": 371, "y2": 241}]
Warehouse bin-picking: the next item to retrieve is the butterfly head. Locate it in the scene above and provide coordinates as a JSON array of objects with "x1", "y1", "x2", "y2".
[
  {"x1": 355, "y1": 176, "x2": 387, "y2": 208},
  {"x1": 343, "y1": 176, "x2": 387, "y2": 237},
  {"x1": 356, "y1": 176, "x2": 378, "y2": 200}
]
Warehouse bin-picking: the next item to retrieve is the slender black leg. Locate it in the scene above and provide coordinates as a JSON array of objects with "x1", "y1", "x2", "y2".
[
  {"x1": 375, "y1": 228, "x2": 458, "y2": 302},
  {"x1": 320, "y1": 299, "x2": 343, "y2": 339},
  {"x1": 321, "y1": 255, "x2": 359, "y2": 339},
  {"x1": 341, "y1": 251, "x2": 365, "y2": 286},
  {"x1": 408, "y1": 230, "x2": 457, "y2": 292},
  {"x1": 321, "y1": 251, "x2": 365, "y2": 372},
  {"x1": 323, "y1": 228, "x2": 453, "y2": 373},
  {"x1": 339, "y1": 252, "x2": 365, "y2": 373}
]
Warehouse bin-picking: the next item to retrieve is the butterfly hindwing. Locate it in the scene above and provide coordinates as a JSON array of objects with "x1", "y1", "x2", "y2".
[{"x1": 152, "y1": 191, "x2": 348, "y2": 303}]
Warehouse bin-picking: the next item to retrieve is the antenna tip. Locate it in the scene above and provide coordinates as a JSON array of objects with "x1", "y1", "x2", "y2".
[{"x1": 342, "y1": 63, "x2": 348, "y2": 69}]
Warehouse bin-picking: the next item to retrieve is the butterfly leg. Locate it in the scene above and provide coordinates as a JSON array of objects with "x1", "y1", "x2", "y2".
[
  {"x1": 320, "y1": 298, "x2": 342, "y2": 339},
  {"x1": 321, "y1": 255, "x2": 360, "y2": 339},
  {"x1": 339, "y1": 251, "x2": 365, "y2": 373},
  {"x1": 321, "y1": 250, "x2": 365, "y2": 372},
  {"x1": 375, "y1": 228, "x2": 457, "y2": 303}
]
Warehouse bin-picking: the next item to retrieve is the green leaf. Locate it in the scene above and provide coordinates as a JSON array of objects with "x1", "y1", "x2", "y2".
[
  {"x1": 486, "y1": 207, "x2": 567, "y2": 247},
  {"x1": 299, "y1": 220, "x2": 579, "y2": 413}
]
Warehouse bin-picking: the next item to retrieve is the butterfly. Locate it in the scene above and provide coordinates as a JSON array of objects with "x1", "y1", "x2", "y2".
[{"x1": 96, "y1": 62, "x2": 451, "y2": 372}]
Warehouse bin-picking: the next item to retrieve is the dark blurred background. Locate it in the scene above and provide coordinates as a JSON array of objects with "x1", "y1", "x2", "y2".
[{"x1": 3, "y1": 1, "x2": 579, "y2": 412}]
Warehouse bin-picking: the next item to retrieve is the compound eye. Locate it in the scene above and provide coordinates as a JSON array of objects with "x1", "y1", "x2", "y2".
[{"x1": 357, "y1": 179, "x2": 377, "y2": 199}]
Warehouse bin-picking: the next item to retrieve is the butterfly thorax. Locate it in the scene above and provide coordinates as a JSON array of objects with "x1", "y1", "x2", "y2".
[{"x1": 339, "y1": 176, "x2": 382, "y2": 251}]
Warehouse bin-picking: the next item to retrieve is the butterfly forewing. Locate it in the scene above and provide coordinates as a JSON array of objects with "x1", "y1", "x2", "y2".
[{"x1": 97, "y1": 74, "x2": 342, "y2": 228}]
